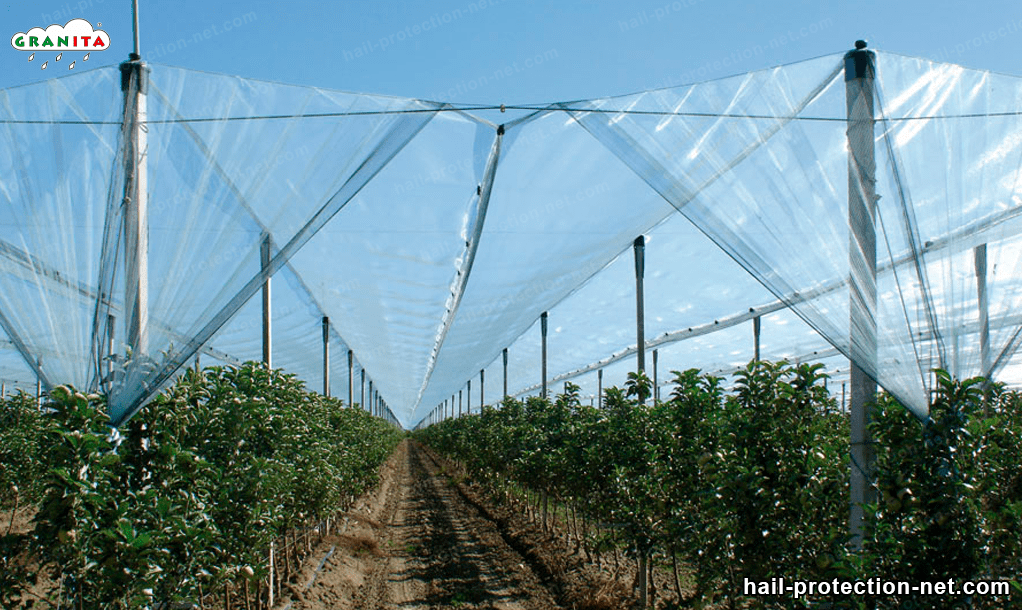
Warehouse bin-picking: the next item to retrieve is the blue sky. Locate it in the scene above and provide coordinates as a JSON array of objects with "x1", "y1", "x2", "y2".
[{"x1": 3, "y1": 0, "x2": 1021, "y2": 102}]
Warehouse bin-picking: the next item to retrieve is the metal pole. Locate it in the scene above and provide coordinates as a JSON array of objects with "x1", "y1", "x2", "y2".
[
  {"x1": 36, "y1": 357, "x2": 42, "y2": 409},
  {"x1": 846, "y1": 40, "x2": 877, "y2": 550},
  {"x1": 634, "y1": 236, "x2": 646, "y2": 383},
  {"x1": 459, "y1": 390, "x2": 462, "y2": 417},
  {"x1": 467, "y1": 379, "x2": 472, "y2": 413},
  {"x1": 753, "y1": 314, "x2": 762, "y2": 362},
  {"x1": 131, "y1": 0, "x2": 141, "y2": 57},
  {"x1": 261, "y1": 234, "x2": 272, "y2": 369},
  {"x1": 502, "y1": 347, "x2": 508, "y2": 400},
  {"x1": 348, "y1": 350, "x2": 354, "y2": 408},
  {"x1": 120, "y1": 55, "x2": 149, "y2": 359},
  {"x1": 480, "y1": 369, "x2": 484, "y2": 409},
  {"x1": 360, "y1": 369, "x2": 365, "y2": 409},
  {"x1": 107, "y1": 313, "x2": 116, "y2": 391},
  {"x1": 322, "y1": 316, "x2": 330, "y2": 396},
  {"x1": 368, "y1": 380, "x2": 373, "y2": 413},
  {"x1": 598, "y1": 368, "x2": 603, "y2": 409},
  {"x1": 652, "y1": 349, "x2": 659, "y2": 404},
  {"x1": 975, "y1": 244, "x2": 991, "y2": 377},
  {"x1": 541, "y1": 312, "x2": 548, "y2": 399}
]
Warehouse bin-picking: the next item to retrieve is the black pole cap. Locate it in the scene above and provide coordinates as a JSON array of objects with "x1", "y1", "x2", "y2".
[{"x1": 844, "y1": 40, "x2": 875, "y2": 81}]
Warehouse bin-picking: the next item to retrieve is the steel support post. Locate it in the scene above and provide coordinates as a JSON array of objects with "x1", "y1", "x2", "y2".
[
  {"x1": 541, "y1": 312, "x2": 548, "y2": 399},
  {"x1": 846, "y1": 40, "x2": 878, "y2": 549}
]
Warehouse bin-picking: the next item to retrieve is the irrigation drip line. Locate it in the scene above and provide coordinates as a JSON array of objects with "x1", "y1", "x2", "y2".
[
  {"x1": 4, "y1": 108, "x2": 1021, "y2": 125},
  {"x1": 304, "y1": 545, "x2": 336, "y2": 592}
]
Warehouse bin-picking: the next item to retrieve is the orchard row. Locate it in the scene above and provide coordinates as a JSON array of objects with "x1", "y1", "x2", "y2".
[
  {"x1": 0, "y1": 362, "x2": 403, "y2": 609},
  {"x1": 418, "y1": 361, "x2": 1022, "y2": 609}
]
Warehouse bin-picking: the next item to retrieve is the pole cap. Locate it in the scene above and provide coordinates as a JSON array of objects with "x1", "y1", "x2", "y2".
[{"x1": 844, "y1": 40, "x2": 875, "y2": 81}]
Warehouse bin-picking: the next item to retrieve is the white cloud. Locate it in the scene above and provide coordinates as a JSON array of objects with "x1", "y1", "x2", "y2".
[{"x1": 11, "y1": 19, "x2": 110, "y2": 52}]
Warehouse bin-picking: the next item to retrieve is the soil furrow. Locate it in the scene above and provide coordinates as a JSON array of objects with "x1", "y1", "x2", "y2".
[{"x1": 290, "y1": 440, "x2": 565, "y2": 610}]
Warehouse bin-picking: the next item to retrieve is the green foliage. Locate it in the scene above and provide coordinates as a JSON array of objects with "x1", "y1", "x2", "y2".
[
  {"x1": 0, "y1": 391, "x2": 50, "y2": 509},
  {"x1": 419, "y1": 362, "x2": 1022, "y2": 609},
  {"x1": 0, "y1": 391, "x2": 51, "y2": 607},
  {"x1": 0, "y1": 362, "x2": 401, "y2": 608},
  {"x1": 864, "y1": 371, "x2": 1022, "y2": 609},
  {"x1": 418, "y1": 360, "x2": 849, "y2": 608}
]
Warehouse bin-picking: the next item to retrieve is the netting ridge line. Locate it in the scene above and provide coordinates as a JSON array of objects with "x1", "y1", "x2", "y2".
[
  {"x1": 502, "y1": 107, "x2": 553, "y2": 131},
  {"x1": 444, "y1": 104, "x2": 498, "y2": 128},
  {"x1": 413, "y1": 126, "x2": 503, "y2": 411},
  {"x1": 6, "y1": 109, "x2": 1022, "y2": 126},
  {"x1": 109, "y1": 105, "x2": 438, "y2": 425},
  {"x1": 874, "y1": 76, "x2": 946, "y2": 379}
]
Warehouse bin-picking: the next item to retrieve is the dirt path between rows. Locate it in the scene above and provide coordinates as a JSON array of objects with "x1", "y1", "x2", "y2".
[{"x1": 286, "y1": 439, "x2": 566, "y2": 610}]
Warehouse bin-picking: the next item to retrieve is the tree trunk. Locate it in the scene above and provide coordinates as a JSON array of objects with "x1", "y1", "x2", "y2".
[
  {"x1": 638, "y1": 552, "x2": 648, "y2": 609},
  {"x1": 672, "y1": 548, "x2": 683, "y2": 603},
  {"x1": 648, "y1": 552, "x2": 656, "y2": 607},
  {"x1": 541, "y1": 490, "x2": 548, "y2": 532}
]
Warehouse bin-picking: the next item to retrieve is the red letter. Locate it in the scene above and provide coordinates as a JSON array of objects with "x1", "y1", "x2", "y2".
[
  {"x1": 93, "y1": 36, "x2": 105, "y2": 47},
  {"x1": 80, "y1": 36, "x2": 90, "y2": 46}
]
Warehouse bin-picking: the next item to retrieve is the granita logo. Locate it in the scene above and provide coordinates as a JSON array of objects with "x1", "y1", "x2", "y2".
[{"x1": 11, "y1": 19, "x2": 109, "y2": 70}]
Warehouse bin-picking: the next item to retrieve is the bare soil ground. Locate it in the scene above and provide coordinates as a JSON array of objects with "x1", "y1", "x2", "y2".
[{"x1": 284, "y1": 439, "x2": 629, "y2": 610}]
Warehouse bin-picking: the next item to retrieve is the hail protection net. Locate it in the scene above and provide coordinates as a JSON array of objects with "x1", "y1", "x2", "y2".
[{"x1": 0, "y1": 51, "x2": 1021, "y2": 427}]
